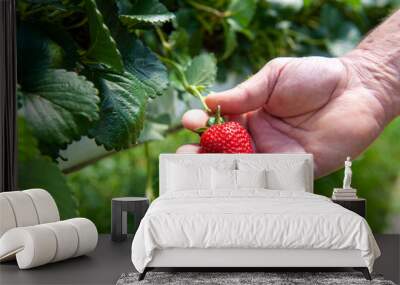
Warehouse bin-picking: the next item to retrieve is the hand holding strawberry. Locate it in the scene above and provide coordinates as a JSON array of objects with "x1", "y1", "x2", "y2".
[{"x1": 177, "y1": 53, "x2": 400, "y2": 177}]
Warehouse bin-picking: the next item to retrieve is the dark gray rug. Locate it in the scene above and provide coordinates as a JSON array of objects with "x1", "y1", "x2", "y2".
[{"x1": 116, "y1": 272, "x2": 396, "y2": 285}]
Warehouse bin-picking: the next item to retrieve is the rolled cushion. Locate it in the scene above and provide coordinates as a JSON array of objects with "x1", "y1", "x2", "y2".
[
  {"x1": 0, "y1": 218, "x2": 98, "y2": 269},
  {"x1": 66, "y1": 218, "x2": 98, "y2": 257},
  {"x1": 0, "y1": 226, "x2": 57, "y2": 268},
  {"x1": 42, "y1": 221, "x2": 79, "y2": 262},
  {"x1": 23, "y1": 189, "x2": 59, "y2": 224},
  {"x1": 0, "y1": 196, "x2": 17, "y2": 237},
  {"x1": 0, "y1": 191, "x2": 39, "y2": 227},
  {"x1": 0, "y1": 189, "x2": 60, "y2": 239}
]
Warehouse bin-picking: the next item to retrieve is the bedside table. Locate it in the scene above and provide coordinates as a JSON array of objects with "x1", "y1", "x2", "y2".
[
  {"x1": 331, "y1": 198, "x2": 366, "y2": 218},
  {"x1": 111, "y1": 197, "x2": 149, "y2": 242}
]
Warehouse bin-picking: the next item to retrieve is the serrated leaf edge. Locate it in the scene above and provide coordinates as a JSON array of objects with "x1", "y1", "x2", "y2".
[
  {"x1": 119, "y1": 13, "x2": 175, "y2": 26},
  {"x1": 89, "y1": 72, "x2": 149, "y2": 151},
  {"x1": 85, "y1": 0, "x2": 124, "y2": 72},
  {"x1": 33, "y1": 69, "x2": 100, "y2": 122}
]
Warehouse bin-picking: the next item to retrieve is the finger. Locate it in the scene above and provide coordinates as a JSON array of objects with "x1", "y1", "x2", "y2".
[
  {"x1": 176, "y1": 144, "x2": 201, "y2": 154},
  {"x1": 181, "y1": 109, "x2": 248, "y2": 130},
  {"x1": 182, "y1": 109, "x2": 209, "y2": 131},
  {"x1": 206, "y1": 58, "x2": 292, "y2": 114},
  {"x1": 225, "y1": 114, "x2": 248, "y2": 129}
]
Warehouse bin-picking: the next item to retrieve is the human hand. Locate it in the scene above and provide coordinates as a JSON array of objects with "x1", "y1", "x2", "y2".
[{"x1": 177, "y1": 55, "x2": 399, "y2": 177}]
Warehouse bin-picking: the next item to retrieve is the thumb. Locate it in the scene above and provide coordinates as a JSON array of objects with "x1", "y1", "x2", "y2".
[{"x1": 205, "y1": 58, "x2": 291, "y2": 114}]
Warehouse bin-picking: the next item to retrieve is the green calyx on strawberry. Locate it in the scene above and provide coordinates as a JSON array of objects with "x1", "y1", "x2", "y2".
[{"x1": 196, "y1": 105, "x2": 254, "y2": 153}]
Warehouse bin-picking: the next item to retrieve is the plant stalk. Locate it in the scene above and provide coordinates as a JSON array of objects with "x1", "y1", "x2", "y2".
[
  {"x1": 186, "y1": 85, "x2": 210, "y2": 112},
  {"x1": 157, "y1": 55, "x2": 210, "y2": 112},
  {"x1": 186, "y1": 0, "x2": 228, "y2": 18},
  {"x1": 66, "y1": 17, "x2": 88, "y2": 30},
  {"x1": 144, "y1": 143, "x2": 155, "y2": 202},
  {"x1": 155, "y1": 27, "x2": 172, "y2": 53}
]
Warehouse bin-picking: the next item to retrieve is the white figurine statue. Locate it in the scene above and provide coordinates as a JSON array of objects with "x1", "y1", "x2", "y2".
[
  {"x1": 332, "y1": 157, "x2": 357, "y2": 199},
  {"x1": 343, "y1": 156, "x2": 352, "y2": 189}
]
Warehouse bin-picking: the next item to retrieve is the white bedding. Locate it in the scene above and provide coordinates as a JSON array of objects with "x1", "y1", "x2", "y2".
[{"x1": 131, "y1": 190, "x2": 380, "y2": 273}]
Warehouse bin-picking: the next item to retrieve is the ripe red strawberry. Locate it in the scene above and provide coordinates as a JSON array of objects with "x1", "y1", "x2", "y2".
[{"x1": 200, "y1": 121, "x2": 254, "y2": 153}]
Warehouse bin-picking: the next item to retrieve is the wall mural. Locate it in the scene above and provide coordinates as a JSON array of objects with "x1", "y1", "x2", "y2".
[{"x1": 16, "y1": 0, "x2": 400, "y2": 233}]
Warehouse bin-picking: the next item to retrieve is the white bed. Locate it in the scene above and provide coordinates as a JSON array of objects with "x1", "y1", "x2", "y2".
[{"x1": 131, "y1": 154, "x2": 380, "y2": 280}]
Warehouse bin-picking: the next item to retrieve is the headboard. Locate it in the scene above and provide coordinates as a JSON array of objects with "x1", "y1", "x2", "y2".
[{"x1": 159, "y1": 154, "x2": 314, "y2": 195}]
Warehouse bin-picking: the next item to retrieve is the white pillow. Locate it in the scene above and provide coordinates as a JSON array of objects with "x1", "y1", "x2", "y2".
[
  {"x1": 212, "y1": 168, "x2": 237, "y2": 190},
  {"x1": 266, "y1": 162, "x2": 306, "y2": 191},
  {"x1": 237, "y1": 159, "x2": 308, "y2": 191},
  {"x1": 236, "y1": 169, "x2": 267, "y2": 189},
  {"x1": 167, "y1": 163, "x2": 211, "y2": 191}
]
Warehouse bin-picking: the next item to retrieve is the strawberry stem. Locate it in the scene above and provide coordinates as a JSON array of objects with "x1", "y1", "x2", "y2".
[
  {"x1": 156, "y1": 55, "x2": 211, "y2": 112},
  {"x1": 216, "y1": 105, "x2": 222, "y2": 124},
  {"x1": 187, "y1": 86, "x2": 211, "y2": 112},
  {"x1": 207, "y1": 105, "x2": 225, "y2": 126}
]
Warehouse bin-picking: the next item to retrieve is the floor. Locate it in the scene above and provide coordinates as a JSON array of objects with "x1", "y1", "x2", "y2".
[
  {"x1": 0, "y1": 234, "x2": 398, "y2": 285},
  {"x1": 0, "y1": 235, "x2": 134, "y2": 285}
]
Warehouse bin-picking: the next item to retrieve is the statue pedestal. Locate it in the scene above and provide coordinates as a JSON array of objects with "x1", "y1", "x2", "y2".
[
  {"x1": 332, "y1": 188, "x2": 358, "y2": 200},
  {"x1": 333, "y1": 188, "x2": 357, "y2": 192}
]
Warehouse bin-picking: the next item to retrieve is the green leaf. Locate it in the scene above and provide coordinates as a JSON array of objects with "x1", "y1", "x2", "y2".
[
  {"x1": 80, "y1": 0, "x2": 168, "y2": 150},
  {"x1": 37, "y1": 21, "x2": 81, "y2": 70},
  {"x1": 17, "y1": 117, "x2": 77, "y2": 219},
  {"x1": 319, "y1": 5, "x2": 361, "y2": 56},
  {"x1": 145, "y1": 87, "x2": 177, "y2": 122},
  {"x1": 226, "y1": 18, "x2": 254, "y2": 39},
  {"x1": 86, "y1": 31, "x2": 169, "y2": 150},
  {"x1": 344, "y1": 0, "x2": 362, "y2": 10},
  {"x1": 118, "y1": 0, "x2": 175, "y2": 29},
  {"x1": 224, "y1": 0, "x2": 256, "y2": 45},
  {"x1": 303, "y1": 0, "x2": 313, "y2": 8},
  {"x1": 20, "y1": 69, "x2": 100, "y2": 157},
  {"x1": 88, "y1": 70, "x2": 149, "y2": 150},
  {"x1": 327, "y1": 25, "x2": 361, "y2": 56},
  {"x1": 194, "y1": 127, "x2": 207, "y2": 134},
  {"x1": 139, "y1": 120, "x2": 169, "y2": 142},
  {"x1": 17, "y1": 24, "x2": 52, "y2": 88},
  {"x1": 227, "y1": 0, "x2": 256, "y2": 29},
  {"x1": 139, "y1": 88, "x2": 177, "y2": 143},
  {"x1": 168, "y1": 29, "x2": 192, "y2": 63},
  {"x1": 18, "y1": 117, "x2": 41, "y2": 161},
  {"x1": 184, "y1": 53, "x2": 217, "y2": 88},
  {"x1": 169, "y1": 29, "x2": 190, "y2": 54},
  {"x1": 93, "y1": 0, "x2": 169, "y2": 97},
  {"x1": 84, "y1": 0, "x2": 124, "y2": 72},
  {"x1": 269, "y1": 0, "x2": 303, "y2": 10},
  {"x1": 222, "y1": 22, "x2": 238, "y2": 59},
  {"x1": 117, "y1": 35, "x2": 168, "y2": 98}
]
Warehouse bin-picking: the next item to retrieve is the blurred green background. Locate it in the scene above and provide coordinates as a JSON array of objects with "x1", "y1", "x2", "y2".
[{"x1": 17, "y1": 0, "x2": 400, "y2": 234}]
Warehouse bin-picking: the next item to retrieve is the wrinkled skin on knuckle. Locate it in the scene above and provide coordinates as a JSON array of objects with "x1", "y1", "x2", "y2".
[{"x1": 341, "y1": 52, "x2": 400, "y2": 122}]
